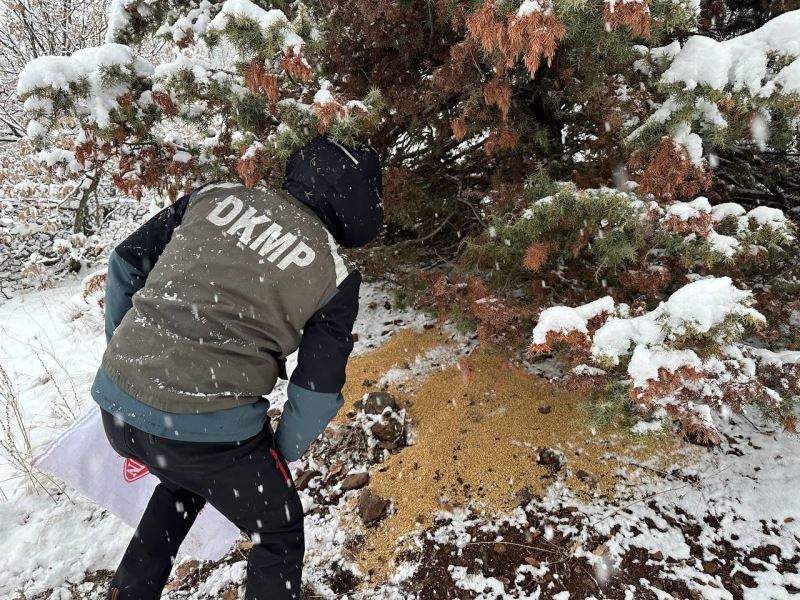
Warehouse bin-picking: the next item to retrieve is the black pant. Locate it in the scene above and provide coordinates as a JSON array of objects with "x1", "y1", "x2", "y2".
[{"x1": 100, "y1": 408, "x2": 304, "y2": 600}]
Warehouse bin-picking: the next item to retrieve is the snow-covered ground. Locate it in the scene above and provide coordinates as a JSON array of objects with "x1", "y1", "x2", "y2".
[
  {"x1": 0, "y1": 277, "x2": 426, "y2": 598},
  {"x1": 0, "y1": 283, "x2": 130, "y2": 597},
  {"x1": 1, "y1": 277, "x2": 798, "y2": 599}
]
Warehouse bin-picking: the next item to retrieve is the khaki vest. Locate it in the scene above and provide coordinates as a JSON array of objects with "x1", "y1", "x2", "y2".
[{"x1": 101, "y1": 183, "x2": 351, "y2": 413}]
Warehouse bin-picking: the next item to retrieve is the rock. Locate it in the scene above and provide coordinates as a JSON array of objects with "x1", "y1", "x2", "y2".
[
  {"x1": 173, "y1": 559, "x2": 199, "y2": 579},
  {"x1": 538, "y1": 405, "x2": 552, "y2": 414},
  {"x1": 267, "y1": 407, "x2": 282, "y2": 418},
  {"x1": 576, "y1": 469, "x2": 598, "y2": 485},
  {"x1": 651, "y1": 550, "x2": 664, "y2": 561},
  {"x1": 536, "y1": 447, "x2": 565, "y2": 470},
  {"x1": 702, "y1": 561, "x2": 720, "y2": 574},
  {"x1": 515, "y1": 487, "x2": 534, "y2": 507},
  {"x1": 358, "y1": 490, "x2": 389, "y2": 525},
  {"x1": 370, "y1": 416, "x2": 404, "y2": 448},
  {"x1": 364, "y1": 391, "x2": 396, "y2": 414},
  {"x1": 294, "y1": 469, "x2": 321, "y2": 491},
  {"x1": 341, "y1": 472, "x2": 370, "y2": 491}
]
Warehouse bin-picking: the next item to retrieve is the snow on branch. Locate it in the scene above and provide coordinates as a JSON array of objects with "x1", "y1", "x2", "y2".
[
  {"x1": 17, "y1": 0, "x2": 383, "y2": 201},
  {"x1": 473, "y1": 185, "x2": 795, "y2": 289},
  {"x1": 528, "y1": 277, "x2": 799, "y2": 444},
  {"x1": 627, "y1": 10, "x2": 800, "y2": 198},
  {"x1": 661, "y1": 11, "x2": 800, "y2": 96}
]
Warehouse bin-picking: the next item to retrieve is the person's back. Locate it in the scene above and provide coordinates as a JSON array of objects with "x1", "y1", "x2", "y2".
[
  {"x1": 93, "y1": 134, "x2": 383, "y2": 600},
  {"x1": 104, "y1": 183, "x2": 346, "y2": 411}
]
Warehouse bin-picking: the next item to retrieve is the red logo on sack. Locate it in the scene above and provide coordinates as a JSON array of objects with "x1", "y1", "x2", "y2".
[{"x1": 123, "y1": 458, "x2": 150, "y2": 482}]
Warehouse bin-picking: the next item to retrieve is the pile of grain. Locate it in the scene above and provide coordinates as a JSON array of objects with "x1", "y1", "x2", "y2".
[{"x1": 336, "y1": 327, "x2": 687, "y2": 582}]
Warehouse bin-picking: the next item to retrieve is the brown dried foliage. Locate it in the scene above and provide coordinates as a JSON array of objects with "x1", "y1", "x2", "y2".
[
  {"x1": 619, "y1": 267, "x2": 672, "y2": 298},
  {"x1": 602, "y1": 0, "x2": 651, "y2": 38},
  {"x1": 236, "y1": 147, "x2": 270, "y2": 188},
  {"x1": 630, "y1": 136, "x2": 712, "y2": 200},
  {"x1": 447, "y1": 1, "x2": 565, "y2": 152},
  {"x1": 314, "y1": 101, "x2": 347, "y2": 133},
  {"x1": 243, "y1": 58, "x2": 264, "y2": 94},
  {"x1": 280, "y1": 54, "x2": 313, "y2": 82},
  {"x1": 466, "y1": 276, "x2": 490, "y2": 303},
  {"x1": 556, "y1": 368, "x2": 610, "y2": 392},
  {"x1": 451, "y1": 116, "x2": 468, "y2": 141},
  {"x1": 115, "y1": 145, "x2": 175, "y2": 200},
  {"x1": 629, "y1": 365, "x2": 704, "y2": 407},
  {"x1": 785, "y1": 414, "x2": 797, "y2": 434},
  {"x1": 431, "y1": 38, "x2": 479, "y2": 95},
  {"x1": 415, "y1": 273, "x2": 464, "y2": 315},
  {"x1": 244, "y1": 58, "x2": 281, "y2": 104},
  {"x1": 150, "y1": 91, "x2": 178, "y2": 118},
  {"x1": 74, "y1": 132, "x2": 112, "y2": 169},
  {"x1": 175, "y1": 28, "x2": 195, "y2": 49},
  {"x1": 483, "y1": 77, "x2": 512, "y2": 119},
  {"x1": 522, "y1": 242, "x2": 551, "y2": 273},
  {"x1": 664, "y1": 403, "x2": 722, "y2": 446},
  {"x1": 661, "y1": 211, "x2": 714, "y2": 236},
  {"x1": 506, "y1": 8, "x2": 565, "y2": 77},
  {"x1": 527, "y1": 330, "x2": 591, "y2": 357},
  {"x1": 466, "y1": 2, "x2": 565, "y2": 78},
  {"x1": 484, "y1": 124, "x2": 517, "y2": 155},
  {"x1": 469, "y1": 295, "x2": 528, "y2": 349},
  {"x1": 82, "y1": 271, "x2": 107, "y2": 310},
  {"x1": 586, "y1": 312, "x2": 613, "y2": 334}
]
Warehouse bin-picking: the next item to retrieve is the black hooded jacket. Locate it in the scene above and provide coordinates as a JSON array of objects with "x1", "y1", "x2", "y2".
[{"x1": 283, "y1": 134, "x2": 383, "y2": 248}]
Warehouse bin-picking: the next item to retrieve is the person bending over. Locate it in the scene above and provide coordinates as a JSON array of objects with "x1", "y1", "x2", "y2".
[{"x1": 92, "y1": 134, "x2": 382, "y2": 600}]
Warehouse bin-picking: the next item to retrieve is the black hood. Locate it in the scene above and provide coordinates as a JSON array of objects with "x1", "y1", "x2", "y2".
[{"x1": 282, "y1": 134, "x2": 383, "y2": 248}]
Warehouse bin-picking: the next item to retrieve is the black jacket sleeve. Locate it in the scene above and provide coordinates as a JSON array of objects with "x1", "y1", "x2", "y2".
[
  {"x1": 115, "y1": 192, "x2": 193, "y2": 274},
  {"x1": 275, "y1": 270, "x2": 362, "y2": 460},
  {"x1": 289, "y1": 270, "x2": 362, "y2": 394},
  {"x1": 104, "y1": 192, "x2": 193, "y2": 341}
]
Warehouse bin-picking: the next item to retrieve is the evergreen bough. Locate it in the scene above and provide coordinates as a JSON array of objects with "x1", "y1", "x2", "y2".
[{"x1": 17, "y1": 0, "x2": 383, "y2": 215}]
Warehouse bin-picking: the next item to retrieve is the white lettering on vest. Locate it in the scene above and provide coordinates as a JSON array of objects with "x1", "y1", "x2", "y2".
[
  {"x1": 277, "y1": 241, "x2": 315, "y2": 270},
  {"x1": 253, "y1": 223, "x2": 297, "y2": 261},
  {"x1": 206, "y1": 196, "x2": 243, "y2": 226},
  {"x1": 226, "y1": 207, "x2": 268, "y2": 246},
  {"x1": 205, "y1": 195, "x2": 316, "y2": 270}
]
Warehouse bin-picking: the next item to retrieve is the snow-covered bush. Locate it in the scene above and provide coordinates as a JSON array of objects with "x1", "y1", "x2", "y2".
[
  {"x1": 528, "y1": 277, "x2": 798, "y2": 444},
  {"x1": 627, "y1": 10, "x2": 800, "y2": 199},
  {"x1": 0, "y1": 0, "x2": 108, "y2": 138},
  {"x1": 463, "y1": 184, "x2": 795, "y2": 294},
  {"x1": 16, "y1": 0, "x2": 383, "y2": 208}
]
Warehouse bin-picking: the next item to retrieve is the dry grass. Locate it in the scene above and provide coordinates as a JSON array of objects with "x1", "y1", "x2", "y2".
[{"x1": 0, "y1": 364, "x2": 60, "y2": 496}]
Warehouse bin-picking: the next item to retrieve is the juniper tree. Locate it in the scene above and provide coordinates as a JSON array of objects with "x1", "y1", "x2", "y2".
[
  {"x1": 17, "y1": 0, "x2": 383, "y2": 232},
  {"x1": 314, "y1": 0, "x2": 800, "y2": 234}
]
